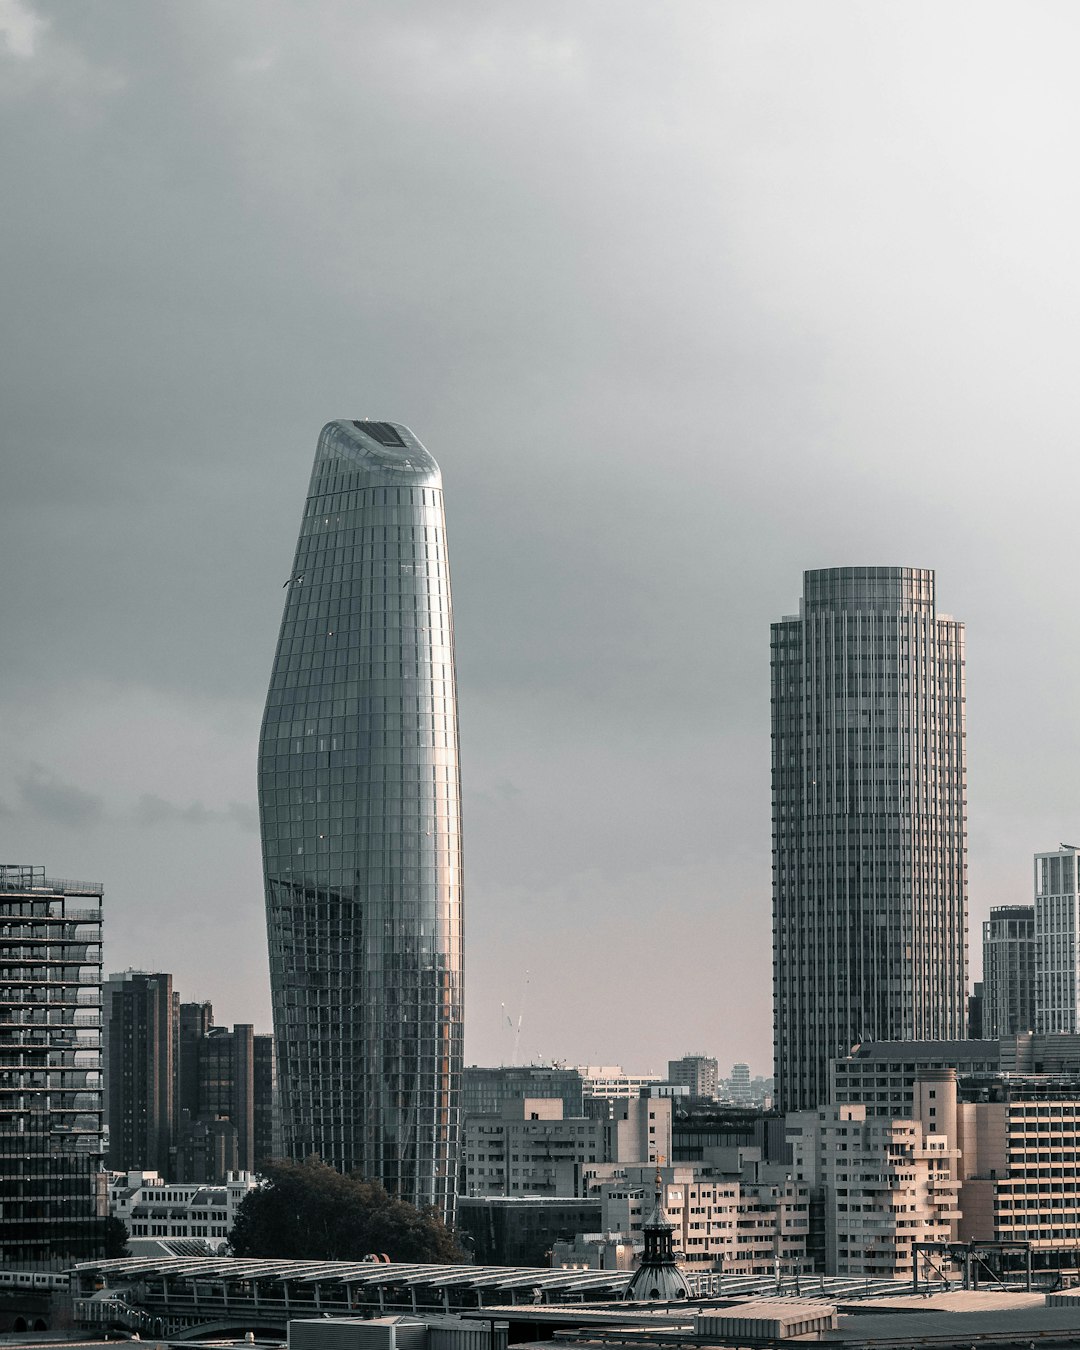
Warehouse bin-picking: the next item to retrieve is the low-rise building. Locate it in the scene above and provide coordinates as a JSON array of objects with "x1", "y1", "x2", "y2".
[
  {"x1": 830, "y1": 1040, "x2": 1002, "y2": 1118},
  {"x1": 550, "y1": 1231, "x2": 638, "y2": 1271},
  {"x1": 598, "y1": 1160, "x2": 808, "y2": 1277},
  {"x1": 108, "y1": 1169, "x2": 256, "y2": 1251},
  {"x1": 463, "y1": 1096, "x2": 672, "y2": 1198},
  {"x1": 456, "y1": 1196, "x2": 602, "y2": 1266},
  {"x1": 577, "y1": 1066, "x2": 663, "y2": 1103}
]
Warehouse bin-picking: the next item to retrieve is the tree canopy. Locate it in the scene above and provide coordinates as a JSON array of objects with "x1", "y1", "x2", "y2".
[
  {"x1": 102, "y1": 1216, "x2": 130, "y2": 1259},
  {"x1": 228, "y1": 1157, "x2": 463, "y2": 1263}
]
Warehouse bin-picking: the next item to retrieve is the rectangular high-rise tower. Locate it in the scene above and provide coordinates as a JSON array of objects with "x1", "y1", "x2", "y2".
[
  {"x1": 982, "y1": 905, "x2": 1036, "y2": 1037},
  {"x1": 1034, "y1": 845, "x2": 1080, "y2": 1033},
  {"x1": 258, "y1": 420, "x2": 463, "y2": 1221},
  {"x1": 771, "y1": 566, "x2": 967, "y2": 1112},
  {"x1": 0, "y1": 866, "x2": 106, "y2": 1267},
  {"x1": 103, "y1": 970, "x2": 175, "y2": 1174}
]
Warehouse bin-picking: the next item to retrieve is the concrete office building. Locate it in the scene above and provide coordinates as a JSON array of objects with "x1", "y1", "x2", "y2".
[
  {"x1": 175, "y1": 1000, "x2": 213, "y2": 1127},
  {"x1": 982, "y1": 905, "x2": 1036, "y2": 1037},
  {"x1": 771, "y1": 567, "x2": 967, "y2": 1111},
  {"x1": 1035, "y1": 845, "x2": 1080, "y2": 1033},
  {"x1": 830, "y1": 1039, "x2": 1002, "y2": 1119},
  {"x1": 103, "y1": 970, "x2": 175, "y2": 1175},
  {"x1": 667, "y1": 1055, "x2": 719, "y2": 1100},
  {"x1": 577, "y1": 1066, "x2": 663, "y2": 1102},
  {"x1": 109, "y1": 1169, "x2": 256, "y2": 1251},
  {"x1": 174, "y1": 1004, "x2": 275, "y2": 1181},
  {"x1": 259, "y1": 420, "x2": 463, "y2": 1221},
  {"x1": 0, "y1": 866, "x2": 107, "y2": 1268},
  {"x1": 463, "y1": 1097, "x2": 672, "y2": 1198},
  {"x1": 952, "y1": 1074, "x2": 1080, "y2": 1250},
  {"x1": 831, "y1": 1033, "x2": 1080, "y2": 1122}
]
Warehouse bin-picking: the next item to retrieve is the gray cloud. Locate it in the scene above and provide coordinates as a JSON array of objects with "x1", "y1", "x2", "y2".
[
  {"x1": 17, "y1": 767, "x2": 104, "y2": 829},
  {"x1": 2, "y1": 0, "x2": 1078, "y2": 1068},
  {"x1": 134, "y1": 795, "x2": 258, "y2": 832}
]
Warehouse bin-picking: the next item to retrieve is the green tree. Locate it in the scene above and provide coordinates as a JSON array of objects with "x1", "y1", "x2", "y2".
[
  {"x1": 228, "y1": 1157, "x2": 462, "y2": 1263},
  {"x1": 102, "y1": 1216, "x2": 130, "y2": 1259}
]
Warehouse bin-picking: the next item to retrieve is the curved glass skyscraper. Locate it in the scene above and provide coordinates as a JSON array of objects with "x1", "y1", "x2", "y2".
[
  {"x1": 771, "y1": 567, "x2": 967, "y2": 1112},
  {"x1": 259, "y1": 420, "x2": 463, "y2": 1220}
]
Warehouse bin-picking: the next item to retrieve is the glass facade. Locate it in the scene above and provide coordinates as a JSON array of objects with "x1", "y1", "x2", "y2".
[
  {"x1": 259, "y1": 420, "x2": 463, "y2": 1221},
  {"x1": 982, "y1": 905, "x2": 1036, "y2": 1037},
  {"x1": 771, "y1": 567, "x2": 967, "y2": 1112},
  {"x1": 1033, "y1": 846, "x2": 1080, "y2": 1033},
  {"x1": 0, "y1": 865, "x2": 106, "y2": 1268}
]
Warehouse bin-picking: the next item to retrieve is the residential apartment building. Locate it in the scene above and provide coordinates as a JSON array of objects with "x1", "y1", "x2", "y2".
[
  {"x1": 0, "y1": 866, "x2": 107, "y2": 1268},
  {"x1": 599, "y1": 1162, "x2": 808, "y2": 1276},
  {"x1": 772, "y1": 567, "x2": 967, "y2": 1111},
  {"x1": 982, "y1": 906, "x2": 1036, "y2": 1037},
  {"x1": 1035, "y1": 846, "x2": 1080, "y2": 1033},
  {"x1": 667, "y1": 1056, "x2": 719, "y2": 1100},
  {"x1": 788, "y1": 1099, "x2": 960, "y2": 1278},
  {"x1": 103, "y1": 970, "x2": 175, "y2": 1174}
]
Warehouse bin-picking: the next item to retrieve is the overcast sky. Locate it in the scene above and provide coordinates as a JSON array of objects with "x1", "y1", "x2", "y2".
[{"x1": 4, "y1": 1, "x2": 1080, "y2": 1078}]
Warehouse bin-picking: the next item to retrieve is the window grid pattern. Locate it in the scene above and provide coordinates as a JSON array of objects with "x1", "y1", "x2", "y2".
[
  {"x1": 771, "y1": 567, "x2": 968, "y2": 1113},
  {"x1": 1034, "y1": 849, "x2": 1080, "y2": 1034},
  {"x1": 0, "y1": 867, "x2": 106, "y2": 1268},
  {"x1": 982, "y1": 905, "x2": 1036, "y2": 1038},
  {"x1": 259, "y1": 421, "x2": 463, "y2": 1222}
]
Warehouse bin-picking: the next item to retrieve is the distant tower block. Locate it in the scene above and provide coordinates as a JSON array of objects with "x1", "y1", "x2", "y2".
[
  {"x1": 982, "y1": 906, "x2": 1035, "y2": 1037},
  {"x1": 1035, "y1": 846, "x2": 1080, "y2": 1033},
  {"x1": 730, "y1": 1062, "x2": 751, "y2": 1104},
  {"x1": 667, "y1": 1054, "x2": 719, "y2": 1099},
  {"x1": 771, "y1": 567, "x2": 967, "y2": 1112}
]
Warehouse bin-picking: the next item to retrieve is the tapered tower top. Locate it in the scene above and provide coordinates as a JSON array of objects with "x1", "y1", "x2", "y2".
[{"x1": 311, "y1": 419, "x2": 442, "y2": 491}]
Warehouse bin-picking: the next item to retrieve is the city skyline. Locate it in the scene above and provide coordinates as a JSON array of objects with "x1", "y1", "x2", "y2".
[{"x1": 8, "y1": 4, "x2": 1080, "y2": 1073}]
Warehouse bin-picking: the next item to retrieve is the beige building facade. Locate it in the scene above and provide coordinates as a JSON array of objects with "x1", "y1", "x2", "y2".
[
  {"x1": 599, "y1": 1161, "x2": 809, "y2": 1276},
  {"x1": 463, "y1": 1097, "x2": 672, "y2": 1198},
  {"x1": 788, "y1": 1099, "x2": 961, "y2": 1279}
]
